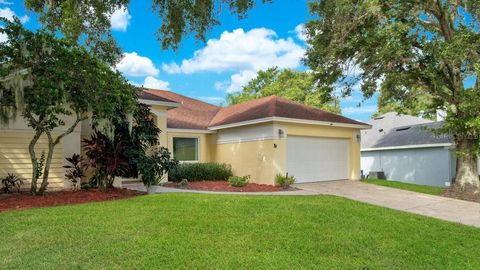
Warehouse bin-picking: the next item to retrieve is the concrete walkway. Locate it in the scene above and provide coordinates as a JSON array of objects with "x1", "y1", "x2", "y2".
[
  {"x1": 295, "y1": 180, "x2": 480, "y2": 228},
  {"x1": 123, "y1": 181, "x2": 480, "y2": 228}
]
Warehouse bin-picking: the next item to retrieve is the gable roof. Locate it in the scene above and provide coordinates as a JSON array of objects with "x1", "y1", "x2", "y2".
[
  {"x1": 366, "y1": 121, "x2": 453, "y2": 150},
  {"x1": 138, "y1": 91, "x2": 177, "y2": 103},
  {"x1": 361, "y1": 112, "x2": 433, "y2": 149},
  {"x1": 141, "y1": 90, "x2": 369, "y2": 130},
  {"x1": 143, "y1": 89, "x2": 221, "y2": 129},
  {"x1": 209, "y1": 95, "x2": 368, "y2": 128}
]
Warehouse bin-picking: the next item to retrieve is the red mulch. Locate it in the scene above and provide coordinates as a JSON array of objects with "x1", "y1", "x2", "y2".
[
  {"x1": 0, "y1": 188, "x2": 144, "y2": 212},
  {"x1": 164, "y1": 181, "x2": 287, "y2": 192}
]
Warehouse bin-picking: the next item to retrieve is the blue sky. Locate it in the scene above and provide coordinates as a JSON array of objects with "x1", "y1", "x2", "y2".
[{"x1": 2, "y1": 0, "x2": 378, "y2": 121}]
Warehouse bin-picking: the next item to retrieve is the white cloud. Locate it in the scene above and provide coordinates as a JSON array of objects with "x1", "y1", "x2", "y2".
[
  {"x1": 294, "y1": 24, "x2": 307, "y2": 42},
  {"x1": 226, "y1": 70, "x2": 257, "y2": 93},
  {"x1": 163, "y1": 27, "x2": 305, "y2": 93},
  {"x1": 343, "y1": 105, "x2": 377, "y2": 115},
  {"x1": 0, "y1": 7, "x2": 29, "y2": 23},
  {"x1": 116, "y1": 52, "x2": 159, "y2": 77},
  {"x1": 163, "y1": 28, "x2": 304, "y2": 74},
  {"x1": 143, "y1": 76, "x2": 170, "y2": 90},
  {"x1": 0, "y1": 1, "x2": 13, "y2": 5},
  {"x1": 109, "y1": 6, "x2": 131, "y2": 32}
]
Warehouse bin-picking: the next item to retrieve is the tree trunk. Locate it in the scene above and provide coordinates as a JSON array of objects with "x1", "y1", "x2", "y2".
[
  {"x1": 29, "y1": 130, "x2": 43, "y2": 195},
  {"x1": 454, "y1": 138, "x2": 479, "y2": 191},
  {"x1": 38, "y1": 132, "x2": 55, "y2": 195}
]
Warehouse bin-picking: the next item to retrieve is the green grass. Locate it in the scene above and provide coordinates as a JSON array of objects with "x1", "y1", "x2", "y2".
[
  {"x1": 1, "y1": 194, "x2": 479, "y2": 269},
  {"x1": 362, "y1": 178, "x2": 446, "y2": 195}
]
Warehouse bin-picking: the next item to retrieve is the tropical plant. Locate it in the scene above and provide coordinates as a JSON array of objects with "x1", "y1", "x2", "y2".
[
  {"x1": 0, "y1": 20, "x2": 137, "y2": 195},
  {"x1": 227, "y1": 67, "x2": 341, "y2": 113},
  {"x1": 228, "y1": 175, "x2": 250, "y2": 187},
  {"x1": 63, "y1": 154, "x2": 85, "y2": 191},
  {"x1": 305, "y1": 0, "x2": 480, "y2": 191},
  {"x1": 275, "y1": 173, "x2": 295, "y2": 189},
  {"x1": 137, "y1": 146, "x2": 178, "y2": 188},
  {"x1": 1, "y1": 173, "x2": 24, "y2": 193},
  {"x1": 83, "y1": 130, "x2": 130, "y2": 191}
]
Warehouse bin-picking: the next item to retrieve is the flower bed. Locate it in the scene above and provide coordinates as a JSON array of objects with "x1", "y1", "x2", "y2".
[
  {"x1": 164, "y1": 181, "x2": 287, "y2": 192},
  {"x1": 0, "y1": 188, "x2": 144, "y2": 212}
]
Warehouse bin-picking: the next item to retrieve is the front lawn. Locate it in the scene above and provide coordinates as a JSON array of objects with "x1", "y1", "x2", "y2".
[
  {"x1": 362, "y1": 178, "x2": 446, "y2": 195},
  {"x1": 1, "y1": 194, "x2": 479, "y2": 269}
]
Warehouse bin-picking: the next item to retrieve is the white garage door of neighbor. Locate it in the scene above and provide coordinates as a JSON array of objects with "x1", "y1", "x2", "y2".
[{"x1": 287, "y1": 136, "x2": 349, "y2": 183}]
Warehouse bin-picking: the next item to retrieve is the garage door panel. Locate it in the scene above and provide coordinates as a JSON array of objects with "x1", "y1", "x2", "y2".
[{"x1": 287, "y1": 136, "x2": 349, "y2": 183}]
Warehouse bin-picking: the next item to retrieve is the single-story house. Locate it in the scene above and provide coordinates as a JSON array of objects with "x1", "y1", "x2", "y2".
[
  {"x1": 0, "y1": 88, "x2": 371, "y2": 189},
  {"x1": 361, "y1": 112, "x2": 480, "y2": 187}
]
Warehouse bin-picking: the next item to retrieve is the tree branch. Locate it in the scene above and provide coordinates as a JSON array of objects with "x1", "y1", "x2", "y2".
[{"x1": 53, "y1": 112, "x2": 88, "y2": 146}]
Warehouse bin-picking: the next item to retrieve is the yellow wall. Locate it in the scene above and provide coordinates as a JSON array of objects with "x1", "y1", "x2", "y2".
[
  {"x1": 150, "y1": 104, "x2": 170, "y2": 147},
  {"x1": 210, "y1": 139, "x2": 283, "y2": 185}
]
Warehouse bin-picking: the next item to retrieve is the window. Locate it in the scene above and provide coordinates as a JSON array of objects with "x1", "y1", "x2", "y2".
[{"x1": 173, "y1": 137, "x2": 198, "y2": 161}]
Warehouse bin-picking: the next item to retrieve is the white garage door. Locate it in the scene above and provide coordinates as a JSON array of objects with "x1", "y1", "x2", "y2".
[{"x1": 287, "y1": 136, "x2": 349, "y2": 183}]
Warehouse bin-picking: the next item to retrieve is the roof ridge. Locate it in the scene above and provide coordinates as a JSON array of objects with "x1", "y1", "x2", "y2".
[{"x1": 144, "y1": 88, "x2": 221, "y2": 109}]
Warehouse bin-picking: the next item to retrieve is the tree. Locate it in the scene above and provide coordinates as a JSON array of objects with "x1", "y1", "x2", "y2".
[
  {"x1": 305, "y1": 0, "x2": 480, "y2": 190},
  {"x1": 0, "y1": 19, "x2": 137, "y2": 194},
  {"x1": 374, "y1": 87, "x2": 436, "y2": 120},
  {"x1": 25, "y1": 0, "x2": 271, "y2": 61},
  {"x1": 227, "y1": 67, "x2": 341, "y2": 113}
]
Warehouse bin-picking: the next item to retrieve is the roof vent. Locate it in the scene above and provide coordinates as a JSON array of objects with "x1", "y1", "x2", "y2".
[
  {"x1": 373, "y1": 116, "x2": 385, "y2": 120},
  {"x1": 396, "y1": 127, "x2": 411, "y2": 131}
]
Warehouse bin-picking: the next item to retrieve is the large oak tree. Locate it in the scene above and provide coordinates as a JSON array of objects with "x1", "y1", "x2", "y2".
[{"x1": 305, "y1": 0, "x2": 480, "y2": 190}]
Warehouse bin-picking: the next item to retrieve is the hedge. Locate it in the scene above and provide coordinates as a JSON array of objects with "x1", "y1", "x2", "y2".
[{"x1": 169, "y1": 163, "x2": 233, "y2": 182}]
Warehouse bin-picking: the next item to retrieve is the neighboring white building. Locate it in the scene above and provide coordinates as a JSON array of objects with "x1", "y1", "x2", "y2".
[{"x1": 360, "y1": 112, "x2": 479, "y2": 187}]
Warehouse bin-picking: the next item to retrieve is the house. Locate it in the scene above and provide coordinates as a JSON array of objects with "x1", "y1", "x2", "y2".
[
  {"x1": 361, "y1": 112, "x2": 480, "y2": 187},
  {"x1": 0, "y1": 88, "x2": 371, "y2": 189}
]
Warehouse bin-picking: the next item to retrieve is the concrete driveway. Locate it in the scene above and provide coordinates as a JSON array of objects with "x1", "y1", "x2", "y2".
[{"x1": 294, "y1": 180, "x2": 480, "y2": 228}]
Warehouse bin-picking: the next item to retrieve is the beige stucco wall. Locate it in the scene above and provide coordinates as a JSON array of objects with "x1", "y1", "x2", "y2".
[{"x1": 150, "y1": 104, "x2": 170, "y2": 147}]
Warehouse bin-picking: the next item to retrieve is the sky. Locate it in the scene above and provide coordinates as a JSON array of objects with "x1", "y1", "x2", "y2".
[{"x1": 2, "y1": 0, "x2": 379, "y2": 121}]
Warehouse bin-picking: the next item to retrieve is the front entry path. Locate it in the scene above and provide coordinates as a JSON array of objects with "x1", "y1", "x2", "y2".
[{"x1": 295, "y1": 180, "x2": 480, "y2": 228}]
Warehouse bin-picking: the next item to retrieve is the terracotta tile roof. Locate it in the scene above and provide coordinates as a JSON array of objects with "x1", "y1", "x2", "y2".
[
  {"x1": 209, "y1": 95, "x2": 367, "y2": 127},
  {"x1": 143, "y1": 89, "x2": 221, "y2": 129},
  {"x1": 142, "y1": 90, "x2": 368, "y2": 130}
]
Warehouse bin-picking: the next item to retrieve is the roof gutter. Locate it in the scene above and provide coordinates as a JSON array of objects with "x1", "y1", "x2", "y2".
[
  {"x1": 139, "y1": 99, "x2": 180, "y2": 108},
  {"x1": 361, "y1": 143, "x2": 454, "y2": 152},
  {"x1": 208, "y1": 117, "x2": 372, "y2": 130}
]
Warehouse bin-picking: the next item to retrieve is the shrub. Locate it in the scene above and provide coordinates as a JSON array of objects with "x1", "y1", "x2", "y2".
[
  {"x1": 169, "y1": 163, "x2": 233, "y2": 182},
  {"x1": 275, "y1": 173, "x2": 295, "y2": 188},
  {"x1": 136, "y1": 146, "x2": 178, "y2": 188},
  {"x1": 228, "y1": 175, "x2": 250, "y2": 187},
  {"x1": 1, "y1": 173, "x2": 24, "y2": 193}
]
